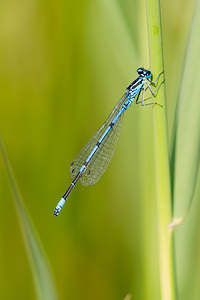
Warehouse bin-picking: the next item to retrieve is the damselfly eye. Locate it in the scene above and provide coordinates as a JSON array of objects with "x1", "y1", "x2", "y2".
[
  {"x1": 145, "y1": 70, "x2": 152, "y2": 78},
  {"x1": 137, "y1": 68, "x2": 143, "y2": 75}
]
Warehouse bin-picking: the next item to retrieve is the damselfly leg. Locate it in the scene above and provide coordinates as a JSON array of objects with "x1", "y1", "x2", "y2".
[{"x1": 136, "y1": 71, "x2": 164, "y2": 107}]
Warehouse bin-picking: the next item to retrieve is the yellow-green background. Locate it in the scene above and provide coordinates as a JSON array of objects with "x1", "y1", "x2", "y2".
[{"x1": 0, "y1": 0, "x2": 199, "y2": 299}]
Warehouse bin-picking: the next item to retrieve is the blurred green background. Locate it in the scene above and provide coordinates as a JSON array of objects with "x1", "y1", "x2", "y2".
[{"x1": 0, "y1": 0, "x2": 199, "y2": 299}]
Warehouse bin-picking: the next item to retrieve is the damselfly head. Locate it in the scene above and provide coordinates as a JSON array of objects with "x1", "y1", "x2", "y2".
[{"x1": 137, "y1": 68, "x2": 152, "y2": 79}]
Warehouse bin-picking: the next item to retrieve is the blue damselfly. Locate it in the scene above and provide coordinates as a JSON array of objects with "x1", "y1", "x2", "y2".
[{"x1": 53, "y1": 68, "x2": 164, "y2": 216}]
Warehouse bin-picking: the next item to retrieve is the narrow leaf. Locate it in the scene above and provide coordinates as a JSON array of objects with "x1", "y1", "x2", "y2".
[
  {"x1": 172, "y1": 0, "x2": 200, "y2": 225},
  {"x1": 146, "y1": 0, "x2": 177, "y2": 299},
  {"x1": 0, "y1": 134, "x2": 59, "y2": 300},
  {"x1": 96, "y1": 0, "x2": 139, "y2": 76}
]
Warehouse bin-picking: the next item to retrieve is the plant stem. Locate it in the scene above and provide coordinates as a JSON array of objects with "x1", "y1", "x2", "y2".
[{"x1": 146, "y1": 0, "x2": 177, "y2": 299}]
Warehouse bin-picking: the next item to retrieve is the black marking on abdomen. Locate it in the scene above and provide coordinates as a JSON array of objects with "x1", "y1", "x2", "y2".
[
  {"x1": 123, "y1": 101, "x2": 130, "y2": 109},
  {"x1": 84, "y1": 161, "x2": 89, "y2": 167},
  {"x1": 74, "y1": 172, "x2": 82, "y2": 183},
  {"x1": 109, "y1": 122, "x2": 114, "y2": 128},
  {"x1": 63, "y1": 183, "x2": 75, "y2": 199}
]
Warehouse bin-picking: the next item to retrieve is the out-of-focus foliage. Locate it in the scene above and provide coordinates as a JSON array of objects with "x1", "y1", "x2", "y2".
[{"x1": 0, "y1": 135, "x2": 59, "y2": 300}]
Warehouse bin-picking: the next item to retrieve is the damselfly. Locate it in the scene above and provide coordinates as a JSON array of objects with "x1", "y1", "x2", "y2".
[{"x1": 53, "y1": 67, "x2": 164, "y2": 216}]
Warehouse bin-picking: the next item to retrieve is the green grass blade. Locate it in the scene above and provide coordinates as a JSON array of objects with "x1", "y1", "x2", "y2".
[
  {"x1": 0, "y1": 134, "x2": 59, "y2": 300},
  {"x1": 146, "y1": 0, "x2": 177, "y2": 299},
  {"x1": 96, "y1": 0, "x2": 139, "y2": 75},
  {"x1": 172, "y1": 0, "x2": 200, "y2": 225}
]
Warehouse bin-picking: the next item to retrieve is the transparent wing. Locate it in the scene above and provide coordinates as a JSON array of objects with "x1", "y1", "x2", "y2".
[
  {"x1": 70, "y1": 94, "x2": 127, "y2": 181},
  {"x1": 80, "y1": 114, "x2": 123, "y2": 186}
]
